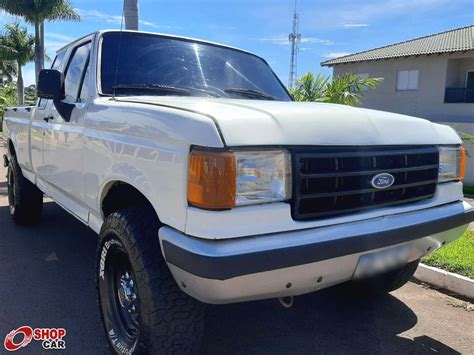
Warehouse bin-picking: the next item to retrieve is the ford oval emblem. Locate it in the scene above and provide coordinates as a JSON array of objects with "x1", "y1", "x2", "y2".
[{"x1": 371, "y1": 173, "x2": 395, "y2": 189}]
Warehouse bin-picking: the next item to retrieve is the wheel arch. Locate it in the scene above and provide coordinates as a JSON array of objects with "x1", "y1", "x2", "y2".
[
  {"x1": 100, "y1": 180, "x2": 159, "y2": 222},
  {"x1": 7, "y1": 139, "x2": 16, "y2": 157}
]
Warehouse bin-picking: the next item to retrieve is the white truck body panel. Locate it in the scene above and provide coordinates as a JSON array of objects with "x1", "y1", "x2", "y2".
[{"x1": 118, "y1": 96, "x2": 461, "y2": 147}]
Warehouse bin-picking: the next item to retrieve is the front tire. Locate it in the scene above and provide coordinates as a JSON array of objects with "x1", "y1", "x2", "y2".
[
  {"x1": 97, "y1": 208, "x2": 205, "y2": 354},
  {"x1": 7, "y1": 154, "x2": 43, "y2": 225}
]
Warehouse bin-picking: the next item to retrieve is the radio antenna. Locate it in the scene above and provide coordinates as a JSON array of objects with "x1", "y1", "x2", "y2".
[{"x1": 288, "y1": 0, "x2": 301, "y2": 90}]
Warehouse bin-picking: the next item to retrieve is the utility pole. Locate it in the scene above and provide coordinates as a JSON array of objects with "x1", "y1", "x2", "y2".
[{"x1": 288, "y1": 0, "x2": 301, "y2": 89}]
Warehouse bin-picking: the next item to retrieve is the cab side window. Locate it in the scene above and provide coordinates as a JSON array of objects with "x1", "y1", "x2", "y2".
[
  {"x1": 37, "y1": 51, "x2": 66, "y2": 109},
  {"x1": 63, "y1": 42, "x2": 92, "y2": 104}
]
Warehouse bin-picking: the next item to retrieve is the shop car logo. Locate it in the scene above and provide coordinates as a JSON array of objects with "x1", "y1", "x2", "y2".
[{"x1": 4, "y1": 326, "x2": 66, "y2": 351}]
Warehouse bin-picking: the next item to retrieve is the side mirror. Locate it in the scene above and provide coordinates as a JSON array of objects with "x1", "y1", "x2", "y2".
[
  {"x1": 37, "y1": 69, "x2": 65, "y2": 100},
  {"x1": 37, "y1": 69, "x2": 74, "y2": 122}
]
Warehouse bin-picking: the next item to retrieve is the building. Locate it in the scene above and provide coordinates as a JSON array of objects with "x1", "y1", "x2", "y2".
[{"x1": 321, "y1": 25, "x2": 474, "y2": 185}]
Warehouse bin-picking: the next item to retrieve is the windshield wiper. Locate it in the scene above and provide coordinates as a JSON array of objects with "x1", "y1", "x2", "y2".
[
  {"x1": 186, "y1": 87, "x2": 221, "y2": 98},
  {"x1": 113, "y1": 84, "x2": 191, "y2": 96},
  {"x1": 224, "y1": 88, "x2": 275, "y2": 100},
  {"x1": 113, "y1": 84, "x2": 222, "y2": 98}
]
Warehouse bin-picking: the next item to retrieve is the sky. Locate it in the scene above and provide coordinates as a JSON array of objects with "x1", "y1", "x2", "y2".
[{"x1": 1, "y1": 0, "x2": 473, "y2": 87}]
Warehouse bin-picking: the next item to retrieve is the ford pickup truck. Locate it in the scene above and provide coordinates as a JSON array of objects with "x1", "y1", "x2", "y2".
[{"x1": 3, "y1": 30, "x2": 473, "y2": 354}]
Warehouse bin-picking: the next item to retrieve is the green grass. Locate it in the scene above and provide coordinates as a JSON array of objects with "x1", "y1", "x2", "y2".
[
  {"x1": 423, "y1": 231, "x2": 474, "y2": 279},
  {"x1": 464, "y1": 185, "x2": 474, "y2": 196}
]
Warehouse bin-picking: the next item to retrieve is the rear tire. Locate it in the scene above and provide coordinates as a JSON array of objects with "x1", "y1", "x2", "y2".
[
  {"x1": 97, "y1": 208, "x2": 205, "y2": 354},
  {"x1": 351, "y1": 259, "x2": 420, "y2": 294},
  {"x1": 7, "y1": 154, "x2": 43, "y2": 225}
]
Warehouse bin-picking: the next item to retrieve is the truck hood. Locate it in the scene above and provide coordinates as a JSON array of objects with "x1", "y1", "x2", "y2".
[{"x1": 115, "y1": 96, "x2": 461, "y2": 146}]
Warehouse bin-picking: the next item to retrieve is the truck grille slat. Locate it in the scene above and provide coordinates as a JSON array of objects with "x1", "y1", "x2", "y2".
[{"x1": 292, "y1": 146, "x2": 439, "y2": 220}]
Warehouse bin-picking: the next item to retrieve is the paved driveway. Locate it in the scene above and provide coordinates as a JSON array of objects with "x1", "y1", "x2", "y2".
[{"x1": 0, "y1": 140, "x2": 473, "y2": 354}]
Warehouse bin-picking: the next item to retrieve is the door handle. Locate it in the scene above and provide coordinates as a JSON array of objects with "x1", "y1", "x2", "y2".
[{"x1": 43, "y1": 115, "x2": 54, "y2": 123}]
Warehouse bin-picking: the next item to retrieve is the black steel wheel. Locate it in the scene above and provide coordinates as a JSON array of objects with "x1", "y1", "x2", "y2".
[{"x1": 98, "y1": 237, "x2": 141, "y2": 353}]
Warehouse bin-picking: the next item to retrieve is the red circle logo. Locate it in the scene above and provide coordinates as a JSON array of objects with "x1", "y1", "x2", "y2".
[{"x1": 4, "y1": 326, "x2": 34, "y2": 352}]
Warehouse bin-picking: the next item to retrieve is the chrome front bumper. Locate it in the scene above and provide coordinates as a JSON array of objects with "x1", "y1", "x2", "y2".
[{"x1": 158, "y1": 201, "x2": 474, "y2": 304}]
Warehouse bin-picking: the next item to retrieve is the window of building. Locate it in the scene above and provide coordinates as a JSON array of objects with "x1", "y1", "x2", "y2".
[{"x1": 396, "y1": 70, "x2": 419, "y2": 91}]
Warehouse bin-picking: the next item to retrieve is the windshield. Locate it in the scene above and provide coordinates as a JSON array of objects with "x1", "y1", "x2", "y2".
[{"x1": 100, "y1": 32, "x2": 291, "y2": 101}]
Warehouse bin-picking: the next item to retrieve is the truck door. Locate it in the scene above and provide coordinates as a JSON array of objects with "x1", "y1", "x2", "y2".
[
  {"x1": 42, "y1": 39, "x2": 92, "y2": 221},
  {"x1": 31, "y1": 51, "x2": 66, "y2": 177}
]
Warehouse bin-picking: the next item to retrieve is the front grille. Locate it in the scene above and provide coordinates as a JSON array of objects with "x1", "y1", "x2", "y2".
[{"x1": 292, "y1": 146, "x2": 439, "y2": 220}]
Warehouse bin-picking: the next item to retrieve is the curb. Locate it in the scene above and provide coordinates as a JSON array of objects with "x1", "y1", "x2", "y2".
[{"x1": 414, "y1": 263, "x2": 474, "y2": 300}]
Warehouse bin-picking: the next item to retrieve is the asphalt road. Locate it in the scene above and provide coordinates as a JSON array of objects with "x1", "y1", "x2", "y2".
[{"x1": 0, "y1": 140, "x2": 473, "y2": 354}]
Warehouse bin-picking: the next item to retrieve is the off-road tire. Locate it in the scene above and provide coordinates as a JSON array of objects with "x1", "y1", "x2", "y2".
[
  {"x1": 351, "y1": 259, "x2": 420, "y2": 294},
  {"x1": 7, "y1": 154, "x2": 43, "y2": 225},
  {"x1": 97, "y1": 208, "x2": 205, "y2": 355}
]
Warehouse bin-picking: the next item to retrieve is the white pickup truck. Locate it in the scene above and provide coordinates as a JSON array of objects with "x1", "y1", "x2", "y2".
[{"x1": 3, "y1": 30, "x2": 473, "y2": 354}]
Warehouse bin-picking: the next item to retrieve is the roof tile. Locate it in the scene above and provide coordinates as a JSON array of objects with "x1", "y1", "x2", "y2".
[{"x1": 321, "y1": 25, "x2": 474, "y2": 66}]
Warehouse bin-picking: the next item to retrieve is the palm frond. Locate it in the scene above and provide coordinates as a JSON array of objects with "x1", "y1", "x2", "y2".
[
  {"x1": 0, "y1": 0, "x2": 81, "y2": 22},
  {"x1": 291, "y1": 72, "x2": 383, "y2": 106},
  {"x1": 45, "y1": 0, "x2": 81, "y2": 21}
]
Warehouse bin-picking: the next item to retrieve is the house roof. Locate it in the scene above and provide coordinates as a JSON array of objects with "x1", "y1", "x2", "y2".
[{"x1": 321, "y1": 25, "x2": 474, "y2": 66}]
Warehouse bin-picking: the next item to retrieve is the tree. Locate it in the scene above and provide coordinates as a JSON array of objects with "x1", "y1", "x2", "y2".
[
  {"x1": 24, "y1": 84, "x2": 37, "y2": 105},
  {"x1": 124, "y1": 0, "x2": 139, "y2": 30},
  {"x1": 0, "y1": 0, "x2": 80, "y2": 83},
  {"x1": 291, "y1": 72, "x2": 383, "y2": 106},
  {"x1": 0, "y1": 83, "x2": 17, "y2": 125},
  {"x1": 0, "y1": 23, "x2": 34, "y2": 105},
  {"x1": 291, "y1": 72, "x2": 329, "y2": 102},
  {"x1": 0, "y1": 59, "x2": 17, "y2": 82}
]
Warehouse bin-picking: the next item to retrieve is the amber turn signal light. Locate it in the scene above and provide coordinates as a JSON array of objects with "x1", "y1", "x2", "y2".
[
  {"x1": 188, "y1": 150, "x2": 236, "y2": 209},
  {"x1": 459, "y1": 147, "x2": 466, "y2": 180}
]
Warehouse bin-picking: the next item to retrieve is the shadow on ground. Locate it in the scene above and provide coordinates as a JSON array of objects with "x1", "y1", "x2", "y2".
[{"x1": 0, "y1": 202, "x2": 460, "y2": 354}]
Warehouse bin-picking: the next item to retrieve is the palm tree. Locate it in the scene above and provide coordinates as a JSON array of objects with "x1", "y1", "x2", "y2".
[
  {"x1": 0, "y1": 0, "x2": 80, "y2": 83},
  {"x1": 124, "y1": 0, "x2": 139, "y2": 30},
  {"x1": 0, "y1": 23, "x2": 34, "y2": 105},
  {"x1": 291, "y1": 72, "x2": 383, "y2": 106},
  {"x1": 0, "y1": 59, "x2": 17, "y2": 82}
]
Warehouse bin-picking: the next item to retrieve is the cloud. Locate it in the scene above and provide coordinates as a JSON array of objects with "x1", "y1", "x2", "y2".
[
  {"x1": 259, "y1": 0, "x2": 472, "y2": 31},
  {"x1": 257, "y1": 36, "x2": 334, "y2": 46},
  {"x1": 76, "y1": 8, "x2": 180, "y2": 30},
  {"x1": 323, "y1": 52, "x2": 351, "y2": 59},
  {"x1": 46, "y1": 33, "x2": 75, "y2": 42},
  {"x1": 76, "y1": 9, "x2": 122, "y2": 24},
  {"x1": 45, "y1": 40, "x2": 69, "y2": 53},
  {"x1": 343, "y1": 23, "x2": 369, "y2": 28},
  {"x1": 43, "y1": 33, "x2": 75, "y2": 54}
]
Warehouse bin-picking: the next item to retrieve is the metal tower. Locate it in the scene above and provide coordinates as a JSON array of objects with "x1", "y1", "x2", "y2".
[{"x1": 288, "y1": 0, "x2": 301, "y2": 89}]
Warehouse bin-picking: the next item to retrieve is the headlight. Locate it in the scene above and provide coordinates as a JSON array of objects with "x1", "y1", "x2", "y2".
[
  {"x1": 235, "y1": 150, "x2": 291, "y2": 205},
  {"x1": 438, "y1": 146, "x2": 466, "y2": 183},
  {"x1": 188, "y1": 148, "x2": 291, "y2": 209}
]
